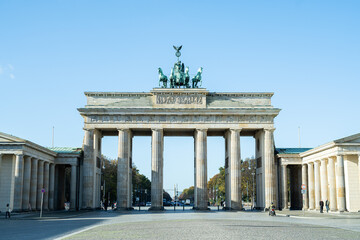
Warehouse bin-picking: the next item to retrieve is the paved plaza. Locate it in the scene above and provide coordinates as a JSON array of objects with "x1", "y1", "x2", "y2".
[{"x1": 1, "y1": 208, "x2": 360, "y2": 239}]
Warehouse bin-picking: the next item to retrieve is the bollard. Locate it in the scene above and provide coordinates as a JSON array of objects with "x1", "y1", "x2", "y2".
[
  {"x1": 139, "y1": 205, "x2": 140, "y2": 211},
  {"x1": 174, "y1": 204, "x2": 176, "y2": 211},
  {"x1": 183, "y1": 205, "x2": 185, "y2": 211},
  {"x1": 218, "y1": 205, "x2": 219, "y2": 211}
]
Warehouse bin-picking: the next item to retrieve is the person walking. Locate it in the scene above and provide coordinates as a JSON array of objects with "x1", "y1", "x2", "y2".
[
  {"x1": 104, "y1": 199, "x2": 108, "y2": 211},
  {"x1": 5, "y1": 204, "x2": 11, "y2": 219},
  {"x1": 319, "y1": 200, "x2": 324, "y2": 213},
  {"x1": 325, "y1": 200, "x2": 330, "y2": 213}
]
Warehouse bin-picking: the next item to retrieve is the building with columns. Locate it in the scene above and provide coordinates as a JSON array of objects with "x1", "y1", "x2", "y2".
[
  {"x1": 277, "y1": 133, "x2": 360, "y2": 212},
  {"x1": 1, "y1": 87, "x2": 359, "y2": 213},
  {"x1": 0, "y1": 132, "x2": 82, "y2": 212},
  {"x1": 78, "y1": 88, "x2": 281, "y2": 210}
]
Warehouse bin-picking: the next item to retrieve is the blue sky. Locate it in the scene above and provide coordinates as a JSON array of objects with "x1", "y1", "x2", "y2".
[{"x1": 1, "y1": 1, "x2": 359, "y2": 193}]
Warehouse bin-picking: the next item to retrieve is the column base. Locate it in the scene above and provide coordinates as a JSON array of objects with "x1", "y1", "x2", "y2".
[{"x1": 148, "y1": 206, "x2": 164, "y2": 211}]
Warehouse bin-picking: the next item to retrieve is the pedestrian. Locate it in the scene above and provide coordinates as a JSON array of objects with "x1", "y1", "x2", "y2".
[
  {"x1": 104, "y1": 199, "x2": 108, "y2": 211},
  {"x1": 325, "y1": 200, "x2": 330, "y2": 213},
  {"x1": 319, "y1": 200, "x2": 324, "y2": 213},
  {"x1": 5, "y1": 204, "x2": 11, "y2": 219}
]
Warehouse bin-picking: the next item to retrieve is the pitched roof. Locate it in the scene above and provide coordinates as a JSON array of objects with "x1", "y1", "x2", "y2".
[
  {"x1": 275, "y1": 148, "x2": 312, "y2": 154},
  {"x1": 47, "y1": 147, "x2": 82, "y2": 154}
]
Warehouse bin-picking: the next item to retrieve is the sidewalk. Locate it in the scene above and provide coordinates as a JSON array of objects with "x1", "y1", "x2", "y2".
[
  {"x1": 277, "y1": 209, "x2": 360, "y2": 219},
  {"x1": 0, "y1": 210, "x2": 90, "y2": 220}
]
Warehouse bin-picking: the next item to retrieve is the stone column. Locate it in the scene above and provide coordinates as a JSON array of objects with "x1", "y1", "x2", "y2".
[
  {"x1": 302, "y1": 164, "x2": 309, "y2": 209},
  {"x1": 49, "y1": 163, "x2": 55, "y2": 210},
  {"x1": 36, "y1": 160, "x2": 44, "y2": 210},
  {"x1": 150, "y1": 128, "x2": 164, "y2": 210},
  {"x1": 13, "y1": 154, "x2": 24, "y2": 211},
  {"x1": 82, "y1": 129, "x2": 95, "y2": 209},
  {"x1": 224, "y1": 131, "x2": 231, "y2": 209},
  {"x1": 281, "y1": 164, "x2": 288, "y2": 209},
  {"x1": 264, "y1": 128, "x2": 275, "y2": 209},
  {"x1": 336, "y1": 155, "x2": 346, "y2": 212},
  {"x1": 22, "y1": 156, "x2": 32, "y2": 210},
  {"x1": 314, "y1": 160, "x2": 321, "y2": 210},
  {"x1": 70, "y1": 164, "x2": 77, "y2": 210},
  {"x1": 0, "y1": 153, "x2": 2, "y2": 172},
  {"x1": 43, "y1": 162, "x2": 49, "y2": 210},
  {"x1": 308, "y1": 162, "x2": 315, "y2": 210},
  {"x1": 93, "y1": 130, "x2": 101, "y2": 208},
  {"x1": 320, "y1": 159, "x2": 328, "y2": 202},
  {"x1": 230, "y1": 129, "x2": 242, "y2": 210},
  {"x1": 328, "y1": 157, "x2": 337, "y2": 211},
  {"x1": 117, "y1": 129, "x2": 132, "y2": 209},
  {"x1": 30, "y1": 158, "x2": 38, "y2": 210},
  {"x1": 195, "y1": 128, "x2": 208, "y2": 210}
]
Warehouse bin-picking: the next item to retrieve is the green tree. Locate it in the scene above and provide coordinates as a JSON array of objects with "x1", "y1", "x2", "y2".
[{"x1": 179, "y1": 186, "x2": 194, "y2": 202}]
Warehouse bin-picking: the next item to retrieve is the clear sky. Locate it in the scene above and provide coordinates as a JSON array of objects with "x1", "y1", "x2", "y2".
[{"x1": 1, "y1": 1, "x2": 359, "y2": 194}]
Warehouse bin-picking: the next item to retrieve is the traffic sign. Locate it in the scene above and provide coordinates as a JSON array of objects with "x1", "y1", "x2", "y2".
[
  {"x1": 301, "y1": 189, "x2": 306, "y2": 194},
  {"x1": 301, "y1": 184, "x2": 306, "y2": 190},
  {"x1": 41, "y1": 188, "x2": 45, "y2": 193}
]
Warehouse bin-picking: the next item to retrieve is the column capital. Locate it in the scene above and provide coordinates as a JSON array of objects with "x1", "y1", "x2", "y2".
[
  {"x1": 229, "y1": 128, "x2": 242, "y2": 133},
  {"x1": 195, "y1": 128, "x2": 208, "y2": 132},
  {"x1": 264, "y1": 128, "x2": 275, "y2": 132},
  {"x1": 83, "y1": 127, "x2": 95, "y2": 131},
  {"x1": 151, "y1": 128, "x2": 163, "y2": 132},
  {"x1": 15, "y1": 153, "x2": 24, "y2": 157},
  {"x1": 307, "y1": 162, "x2": 314, "y2": 166}
]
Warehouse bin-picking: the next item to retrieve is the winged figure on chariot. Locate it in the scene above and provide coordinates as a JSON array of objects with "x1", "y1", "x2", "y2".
[{"x1": 158, "y1": 46, "x2": 203, "y2": 89}]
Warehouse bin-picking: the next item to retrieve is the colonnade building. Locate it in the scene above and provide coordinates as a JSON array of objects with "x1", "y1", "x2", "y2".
[
  {"x1": 277, "y1": 133, "x2": 360, "y2": 212},
  {"x1": 0, "y1": 132, "x2": 82, "y2": 213}
]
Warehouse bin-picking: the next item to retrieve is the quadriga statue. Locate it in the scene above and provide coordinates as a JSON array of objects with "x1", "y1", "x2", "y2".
[
  {"x1": 158, "y1": 67, "x2": 168, "y2": 88},
  {"x1": 192, "y1": 67, "x2": 203, "y2": 88}
]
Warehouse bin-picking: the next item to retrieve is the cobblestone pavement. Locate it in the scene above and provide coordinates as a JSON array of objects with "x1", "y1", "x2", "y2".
[{"x1": 0, "y1": 209, "x2": 359, "y2": 240}]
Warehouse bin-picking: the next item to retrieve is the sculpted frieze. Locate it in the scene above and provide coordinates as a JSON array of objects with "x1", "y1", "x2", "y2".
[
  {"x1": 87, "y1": 115, "x2": 273, "y2": 124},
  {"x1": 156, "y1": 95, "x2": 203, "y2": 105}
]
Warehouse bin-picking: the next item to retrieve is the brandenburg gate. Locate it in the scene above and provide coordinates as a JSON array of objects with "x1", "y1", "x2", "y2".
[
  {"x1": 78, "y1": 88, "x2": 280, "y2": 210},
  {"x1": 78, "y1": 46, "x2": 281, "y2": 210}
]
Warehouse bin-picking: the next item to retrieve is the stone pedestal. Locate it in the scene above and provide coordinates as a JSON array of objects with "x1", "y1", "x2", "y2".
[
  {"x1": 336, "y1": 155, "x2": 346, "y2": 212},
  {"x1": 149, "y1": 129, "x2": 164, "y2": 211}
]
